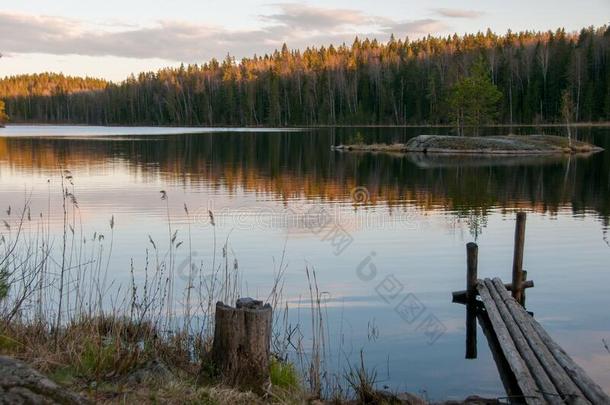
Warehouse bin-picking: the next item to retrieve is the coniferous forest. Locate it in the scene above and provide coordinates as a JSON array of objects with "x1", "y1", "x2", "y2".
[{"x1": 1, "y1": 26, "x2": 609, "y2": 126}]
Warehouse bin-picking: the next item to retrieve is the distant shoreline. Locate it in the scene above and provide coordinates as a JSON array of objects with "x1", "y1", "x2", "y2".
[{"x1": 312, "y1": 122, "x2": 610, "y2": 128}]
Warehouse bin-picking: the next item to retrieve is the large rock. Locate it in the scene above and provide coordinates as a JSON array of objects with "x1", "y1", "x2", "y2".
[
  {"x1": 332, "y1": 135, "x2": 603, "y2": 156},
  {"x1": 0, "y1": 356, "x2": 88, "y2": 404},
  {"x1": 405, "y1": 135, "x2": 603, "y2": 155}
]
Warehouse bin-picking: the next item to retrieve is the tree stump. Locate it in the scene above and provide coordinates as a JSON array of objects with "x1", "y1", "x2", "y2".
[{"x1": 210, "y1": 298, "x2": 272, "y2": 393}]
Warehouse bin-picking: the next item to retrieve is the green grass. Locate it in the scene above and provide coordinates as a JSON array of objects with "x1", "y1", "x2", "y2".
[
  {"x1": 50, "y1": 366, "x2": 79, "y2": 385},
  {"x1": 76, "y1": 338, "x2": 118, "y2": 378},
  {"x1": 0, "y1": 333, "x2": 22, "y2": 351},
  {"x1": 269, "y1": 358, "x2": 299, "y2": 390}
]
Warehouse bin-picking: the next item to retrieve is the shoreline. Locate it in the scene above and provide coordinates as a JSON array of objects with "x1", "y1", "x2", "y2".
[{"x1": 2, "y1": 122, "x2": 610, "y2": 129}]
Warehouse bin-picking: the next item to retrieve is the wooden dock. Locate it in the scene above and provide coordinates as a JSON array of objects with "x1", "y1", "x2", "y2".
[{"x1": 453, "y1": 213, "x2": 609, "y2": 404}]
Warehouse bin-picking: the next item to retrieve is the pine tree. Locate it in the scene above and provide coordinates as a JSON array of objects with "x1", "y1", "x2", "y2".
[{"x1": 449, "y1": 56, "x2": 502, "y2": 136}]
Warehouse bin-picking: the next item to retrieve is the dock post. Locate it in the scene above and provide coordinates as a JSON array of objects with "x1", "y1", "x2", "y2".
[
  {"x1": 466, "y1": 242, "x2": 478, "y2": 358},
  {"x1": 511, "y1": 212, "x2": 526, "y2": 305},
  {"x1": 466, "y1": 303, "x2": 477, "y2": 359},
  {"x1": 521, "y1": 270, "x2": 528, "y2": 307},
  {"x1": 466, "y1": 242, "x2": 478, "y2": 301}
]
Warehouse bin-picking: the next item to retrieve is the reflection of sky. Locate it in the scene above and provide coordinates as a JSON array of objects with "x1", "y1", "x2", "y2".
[
  {"x1": 0, "y1": 126, "x2": 609, "y2": 399},
  {"x1": 0, "y1": 125, "x2": 299, "y2": 138}
]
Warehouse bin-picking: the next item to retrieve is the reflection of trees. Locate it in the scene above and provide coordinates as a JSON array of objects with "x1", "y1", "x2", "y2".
[
  {"x1": 0, "y1": 129, "x2": 608, "y2": 230},
  {"x1": 449, "y1": 208, "x2": 490, "y2": 241}
]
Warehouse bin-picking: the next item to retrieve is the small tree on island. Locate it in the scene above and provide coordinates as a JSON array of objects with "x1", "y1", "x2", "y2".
[{"x1": 449, "y1": 57, "x2": 502, "y2": 136}]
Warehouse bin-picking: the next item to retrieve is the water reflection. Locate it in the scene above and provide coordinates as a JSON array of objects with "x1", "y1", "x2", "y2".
[
  {"x1": 1, "y1": 127, "x2": 608, "y2": 228},
  {"x1": 0, "y1": 126, "x2": 609, "y2": 400}
]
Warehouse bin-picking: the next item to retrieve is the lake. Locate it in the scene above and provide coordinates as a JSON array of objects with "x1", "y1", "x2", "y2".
[{"x1": 0, "y1": 125, "x2": 609, "y2": 400}]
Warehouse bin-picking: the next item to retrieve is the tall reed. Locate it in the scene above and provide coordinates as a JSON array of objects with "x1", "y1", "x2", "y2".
[{"x1": 0, "y1": 174, "x2": 363, "y2": 402}]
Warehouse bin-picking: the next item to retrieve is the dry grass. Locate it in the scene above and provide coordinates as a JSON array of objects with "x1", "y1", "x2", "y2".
[
  {"x1": 0, "y1": 174, "x2": 346, "y2": 404},
  {"x1": 0, "y1": 314, "x2": 313, "y2": 404},
  {"x1": 1, "y1": 317, "x2": 188, "y2": 396}
]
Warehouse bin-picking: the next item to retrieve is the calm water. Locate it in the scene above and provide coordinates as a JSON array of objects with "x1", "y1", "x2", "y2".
[{"x1": 1, "y1": 125, "x2": 609, "y2": 400}]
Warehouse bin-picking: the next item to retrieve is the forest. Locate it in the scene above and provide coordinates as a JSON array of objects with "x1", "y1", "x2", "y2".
[{"x1": 1, "y1": 25, "x2": 609, "y2": 126}]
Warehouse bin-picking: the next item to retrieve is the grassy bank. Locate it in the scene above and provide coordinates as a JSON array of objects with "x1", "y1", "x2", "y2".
[{"x1": 0, "y1": 316, "x2": 304, "y2": 404}]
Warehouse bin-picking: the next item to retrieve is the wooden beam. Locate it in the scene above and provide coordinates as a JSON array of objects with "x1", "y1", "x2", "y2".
[
  {"x1": 476, "y1": 309, "x2": 523, "y2": 400},
  {"x1": 483, "y1": 278, "x2": 563, "y2": 404},
  {"x1": 491, "y1": 278, "x2": 590, "y2": 405},
  {"x1": 477, "y1": 281, "x2": 544, "y2": 405},
  {"x1": 530, "y1": 317, "x2": 610, "y2": 404},
  {"x1": 452, "y1": 280, "x2": 534, "y2": 304}
]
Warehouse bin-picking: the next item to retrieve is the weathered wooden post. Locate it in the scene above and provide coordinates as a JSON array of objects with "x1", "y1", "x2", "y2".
[
  {"x1": 466, "y1": 242, "x2": 478, "y2": 301},
  {"x1": 466, "y1": 242, "x2": 478, "y2": 359},
  {"x1": 209, "y1": 298, "x2": 272, "y2": 393},
  {"x1": 521, "y1": 270, "x2": 528, "y2": 307},
  {"x1": 511, "y1": 212, "x2": 526, "y2": 304},
  {"x1": 466, "y1": 303, "x2": 477, "y2": 359}
]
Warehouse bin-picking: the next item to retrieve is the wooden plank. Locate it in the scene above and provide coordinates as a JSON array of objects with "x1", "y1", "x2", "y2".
[
  {"x1": 452, "y1": 280, "x2": 534, "y2": 303},
  {"x1": 477, "y1": 309, "x2": 523, "y2": 400},
  {"x1": 530, "y1": 318, "x2": 610, "y2": 405},
  {"x1": 477, "y1": 281, "x2": 544, "y2": 405},
  {"x1": 491, "y1": 278, "x2": 590, "y2": 405},
  {"x1": 483, "y1": 278, "x2": 563, "y2": 405}
]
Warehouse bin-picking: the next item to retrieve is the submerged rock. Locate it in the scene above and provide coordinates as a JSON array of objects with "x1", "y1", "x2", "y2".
[{"x1": 0, "y1": 356, "x2": 88, "y2": 404}]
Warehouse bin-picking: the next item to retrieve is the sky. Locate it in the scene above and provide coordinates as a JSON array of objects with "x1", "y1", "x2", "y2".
[{"x1": 0, "y1": 0, "x2": 608, "y2": 82}]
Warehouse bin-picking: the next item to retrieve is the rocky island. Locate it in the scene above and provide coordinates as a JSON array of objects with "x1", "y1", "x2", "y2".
[{"x1": 332, "y1": 134, "x2": 604, "y2": 155}]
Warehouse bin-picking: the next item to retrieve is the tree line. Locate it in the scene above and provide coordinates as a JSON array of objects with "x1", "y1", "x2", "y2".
[
  {"x1": 0, "y1": 100, "x2": 7, "y2": 125},
  {"x1": 1, "y1": 25, "x2": 609, "y2": 126}
]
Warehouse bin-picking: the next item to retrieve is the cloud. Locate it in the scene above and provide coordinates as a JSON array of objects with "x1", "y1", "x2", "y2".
[
  {"x1": 0, "y1": 13, "x2": 230, "y2": 61},
  {"x1": 260, "y1": 3, "x2": 376, "y2": 30},
  {"x1": 382, "y1": 19, "x2": 449, "y2": 35},
  {"x1": 0, "y1": 6, "x2": 451, "y2": 63},
  {"x1": 433, "y1": 8, "x2": 484, "y2": 19}
]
